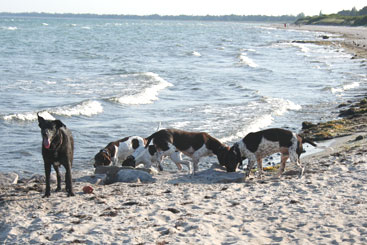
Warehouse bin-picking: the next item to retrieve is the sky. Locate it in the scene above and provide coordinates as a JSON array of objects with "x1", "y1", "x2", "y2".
[{"x1": 0, "y1": 0, "x2": 366, "y2": 17}]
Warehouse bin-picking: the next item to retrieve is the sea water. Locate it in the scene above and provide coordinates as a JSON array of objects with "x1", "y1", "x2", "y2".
[{"x1": 1, "y1": 17, "x2": 366, "y2": 176}]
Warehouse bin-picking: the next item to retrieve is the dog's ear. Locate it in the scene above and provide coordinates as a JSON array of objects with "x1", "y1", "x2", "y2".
[
  {"x1": 37, "y1": 113, "x2": 46, "y2": 128},
  {"x1": 54, "y1": 120, "x2": 66, "y2": 129}
]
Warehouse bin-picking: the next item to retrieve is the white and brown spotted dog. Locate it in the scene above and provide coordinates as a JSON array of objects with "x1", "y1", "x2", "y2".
[
  {"x1": 144, "y1": 128, "x2": 230, "y2": 175},
  {"x1": 123, "y1": 144, "x2": 190, "y2": 171},
  {"x1": 94, "y1": 136, "x2": 145, "y2": 167},
  {"x1": 225, "y1": 128, "x2": 316, "y2": 178}
]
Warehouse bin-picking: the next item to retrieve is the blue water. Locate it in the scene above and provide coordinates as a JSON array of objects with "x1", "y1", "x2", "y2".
[{"x1": 1, "y1": 17, "x2": 366, "y2": 177}]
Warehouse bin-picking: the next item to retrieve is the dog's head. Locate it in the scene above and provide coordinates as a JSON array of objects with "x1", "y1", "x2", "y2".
[
  {"x1": 122, "y1": 155, "x2": 136, "y2": 167},
  {"x1": 216, "y1": 145, "x2": 230, "y2": 167},
  {"x1": 38, "y1": 114, "x2": 65, "y2": 150},
  {"x1": 94, "y1": 150, "x2": 112, "y2": 167},
  {"x1": 224, "y1": 144, "x2": 243, "y2": 172}
]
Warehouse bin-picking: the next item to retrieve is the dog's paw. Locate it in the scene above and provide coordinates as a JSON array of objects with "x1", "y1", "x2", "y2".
[
  {"x1": 42, "y1": 193, "x2": 50, "y2": 198},
  {"x1": 67, "y1": 192, "x2": 75, "y2": 197},
  {"x1": 55, "y1": 187, "x2": 61, "y2": 192}
]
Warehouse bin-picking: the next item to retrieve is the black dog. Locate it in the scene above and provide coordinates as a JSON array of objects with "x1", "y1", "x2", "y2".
[{"x1": 38, "y1": 114, "x2": 74, "y2": 197}]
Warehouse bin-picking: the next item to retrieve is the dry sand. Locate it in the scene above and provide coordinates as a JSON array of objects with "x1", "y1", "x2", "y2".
[
  {"x1": 288, "y1": 24, "x2": 367, "y2": 58},
  {"x1": 1, "y1": 25, "x2": 367, "y2": 244}
]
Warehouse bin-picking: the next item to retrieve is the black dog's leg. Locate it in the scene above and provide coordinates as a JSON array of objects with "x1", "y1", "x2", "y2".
[
  {"x1": 43, "y1": 163, "x2": 52, "y2": 198},
  {"x1": 54, "y1": 165, "x2": 62, "y2": 192},
  {"x1": 65, "y1": 163, "x2": 74, "y2": 197}
]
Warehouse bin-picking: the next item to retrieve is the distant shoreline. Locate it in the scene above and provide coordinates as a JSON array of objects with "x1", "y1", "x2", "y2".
[{"x1": 0, "y1": 12, "x2": 297, "y2": 22}]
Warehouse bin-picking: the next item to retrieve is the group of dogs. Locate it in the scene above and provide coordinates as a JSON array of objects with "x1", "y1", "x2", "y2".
[{"x1": 37, "y1": 114, "x2": 317, "y2": 198}]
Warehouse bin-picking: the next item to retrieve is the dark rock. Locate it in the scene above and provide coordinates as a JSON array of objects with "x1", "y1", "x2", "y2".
[
  {"x1": 339, "y1": 108, "x2": 356, "y2": 117},
  {"x1": 355, "y1": 135, "x2": 364, "y2": 141},
  {"x1": 167, "y1": 208, "x2": 180, "y2": 214},
  {"x1": 302, "y1": 121, "x2": 316, "y2": 130},
  {"x1": 123, "y1": 201, "x2": 139, "y2": 206},
  {"x1": 94, "y1": 166, "x2": 156, "y2": 184},
  {"x1": 116, "y1": 169, "x2": 155, "y2": 183},
  {"x1": 338, "y1": 103, "x2": 348, "y2": 108}
]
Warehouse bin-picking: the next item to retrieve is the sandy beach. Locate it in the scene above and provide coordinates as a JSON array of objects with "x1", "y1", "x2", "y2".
[
  {"x1": 289, "y1": 24, "x2": 367, "y2": 58},
  {"x1": 1, "y1": 25, "x2": 367, "y2": 244}
]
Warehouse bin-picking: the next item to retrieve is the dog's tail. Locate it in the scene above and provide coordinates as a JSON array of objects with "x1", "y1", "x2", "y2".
[{"x1": 156, "y1": 122, "x2": 162, "y2": 131}]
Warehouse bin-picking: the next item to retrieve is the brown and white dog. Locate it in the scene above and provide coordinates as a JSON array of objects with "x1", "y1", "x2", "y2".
[
  {"x1": 144, "y1": 128, "x2": 230, "y2": 175},
  {"x1": 94, "y1": 136, "x2": 145, "y2": 167},
  {"x1": 225, "y1": 128, "x2": 316, "y2": 178}
]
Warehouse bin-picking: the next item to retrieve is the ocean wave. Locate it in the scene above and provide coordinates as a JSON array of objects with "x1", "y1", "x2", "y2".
[
  {"x1": 240, "y1": 48, "x2": 256, "y2": 53},
  {"x1": 291, "y1": 43, "x2": 310, "y2": 53},
  {"x1": 238, "y1": 53, "x2": 258, "y2": 68},
  {"x1": 190, "y1": 51, "x2": 201, "y2": 57},
  {"x1": 2, "y1": 26, "x2": 17, "y2": 31},
  {"x1": 221, "y1": 114, "x2": 274, "y2": 143},
  {"x1": 262, "y1": 97, "x2": 302, "y2": 115},
  {"x1": 2, "y1": 100, "x2": 103, "y2": 122},
  {"x1": 2, "y1": 111, "x2": 55, "y2": 122},
  {"x1": 111, "y1": 72, "x2": 173, "y2": 105},
  {"x1": 221, "y1": 97, "x2": 301, "y2": 143},
  {"x1": 323, "y1": 82, "x2": 360, "y2": 94},
  {"x1": 51, "y1": 100, "x2": 103, "y2": 117},
  {"x1": 331, "y1": 82, "x2": 360, "y2": 94}
]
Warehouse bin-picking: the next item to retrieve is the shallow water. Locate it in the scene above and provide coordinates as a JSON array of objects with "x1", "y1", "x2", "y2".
[{"x1": 1, "y1": 17, "x2": 366, "y2": 176}]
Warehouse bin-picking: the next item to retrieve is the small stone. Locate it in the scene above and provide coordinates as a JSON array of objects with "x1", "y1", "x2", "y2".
[
  {"x1": 290, "y1": 199, "x2": 298, "y2": 204},
  {"x1": 355, "y1": 135, "x2": 364, "y2": 141},
  {"x1": 167, "y1": 208, "x2": 180, "y2": 214}
]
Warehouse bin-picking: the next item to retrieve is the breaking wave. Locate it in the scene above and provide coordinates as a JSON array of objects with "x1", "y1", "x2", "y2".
[
  {"x1": 330, "y1": 82, "x2": 360, "y2": 94},
  {"x1": 221, "y1": 97, "x2": 301, "y2": 143},
  {"x1": 2, "y1": 100, "x2": 103, "y2": 122},
  {"x1": 111, "y1": 72, "x2": 173, "y2": 105},
  {"x1": 238, "y1": 53, "x2": 258, "y2": 68}
]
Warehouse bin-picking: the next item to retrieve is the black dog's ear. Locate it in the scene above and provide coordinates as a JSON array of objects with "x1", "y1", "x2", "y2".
[
  {"x1": 54, "y1": 120, "x2": 66, "y2": 129},
  {"x1": 37, "y1": 113, "x2": 46, "y2": 128}
]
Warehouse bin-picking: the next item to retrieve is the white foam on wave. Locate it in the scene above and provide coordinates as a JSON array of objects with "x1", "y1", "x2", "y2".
[
  {"x1": 264, "y1": 97, "x2": 302, "y2": 115},
  {"x1": 2, "y1": 101, "x2": 103, "y2": 122},
  {"x1": 240, "y1": 48, "x2": 256, "y2": 53},
  {"x1": 291, "y1": 43, "x2": 310, "y2": 53},
  {"x1": 113, "y1": 72, "x2": 173, "y2": 105},
  {"x1": 221, "y1": 97, "x2": 301, "y2": 143},
  {"x1": 42, "y1": 23, "x2": 48, "y2": 26},
  {"x1": 330, "y1": 82, "x2": 360, "y2": 94},
  {"x1": 3, "y1": 111, "x2": 55, "y2": 122},
  {"x1": 4, "y1": 26, "x2": 17, "y2": 31},
  {"x1": 51, "y1": 100, "x2": 103, "y2": 117},
  {"x1": 191, "y1": 51, "x2": 201, "y2": 57},
  {"x1": 226, "y1": 114, "x2": 275, "y2": 143},
  {"x1": 238, "y1": 53, "x2": 258, "y2": 68}
]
